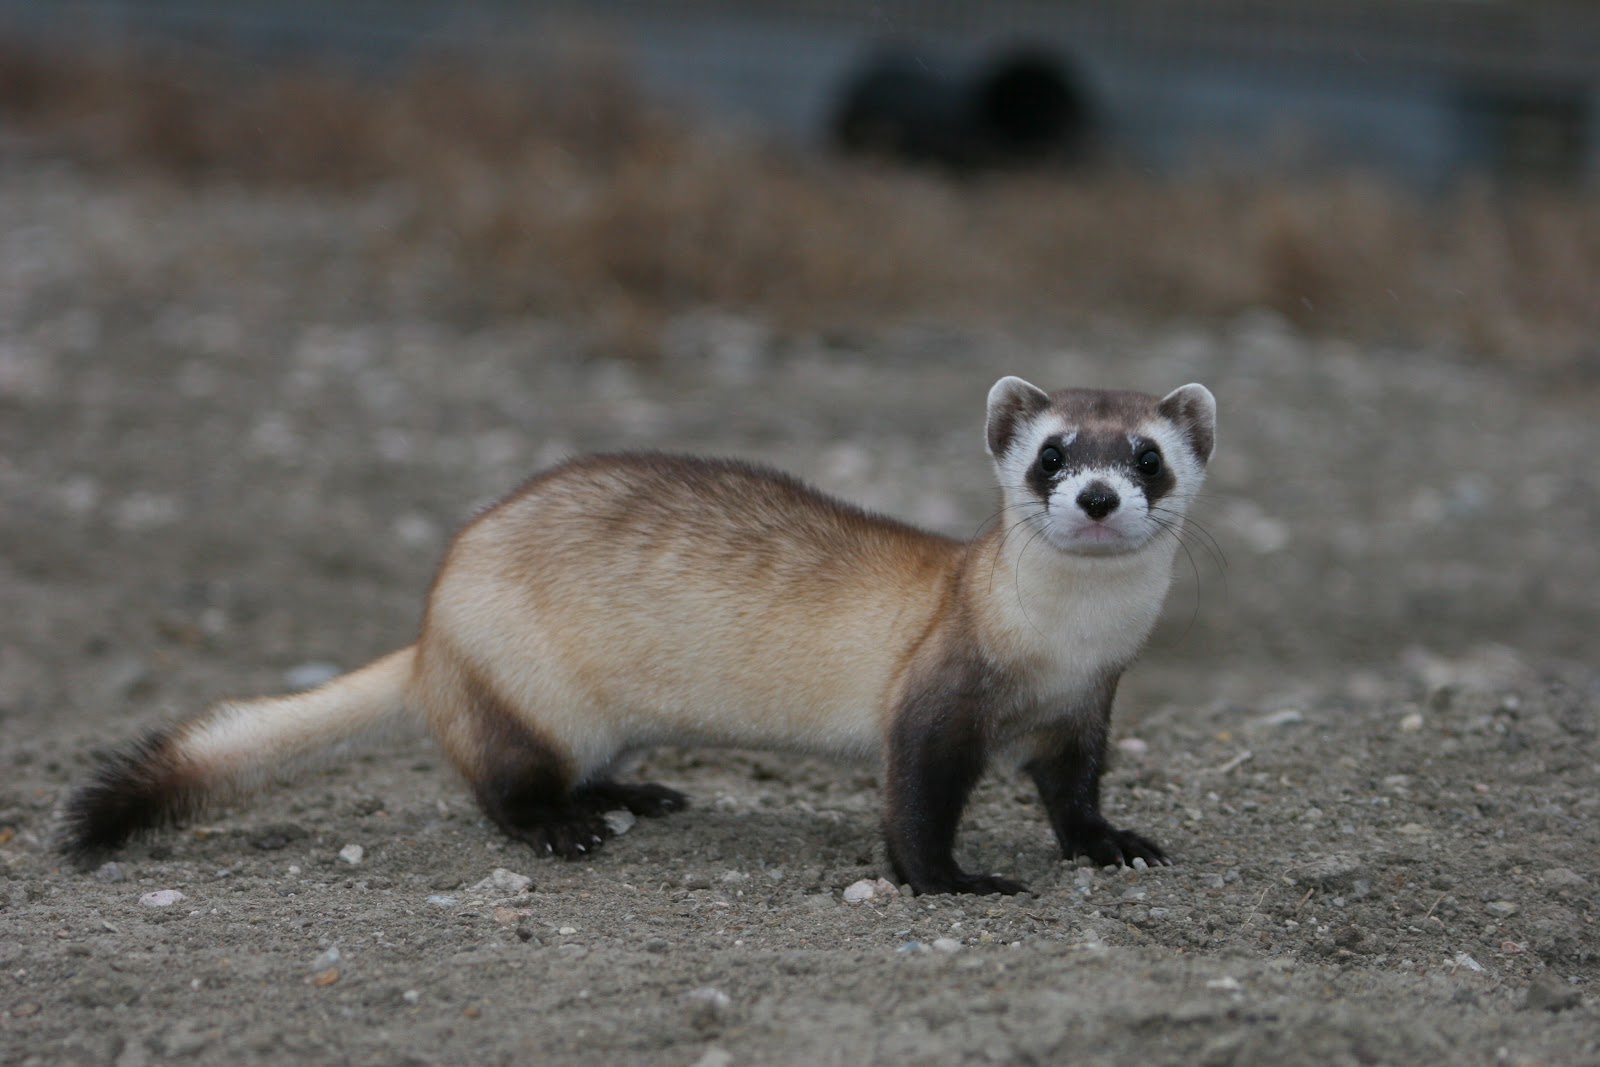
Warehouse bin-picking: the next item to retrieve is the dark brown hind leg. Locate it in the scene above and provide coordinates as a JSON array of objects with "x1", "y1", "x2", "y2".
[
  {"x1": 443, "y1": 667, "x2": 611, "y2": 858},
  {"x1": 477, "y1": 777, "x2": 688, "y2": 857},
  {"x1": 442, "y1": 664, "x2": 689, "y2": 857}
]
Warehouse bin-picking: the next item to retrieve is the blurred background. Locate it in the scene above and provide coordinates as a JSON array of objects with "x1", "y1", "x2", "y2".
[
  {"x1": 1, "y1": 0, "x2": 1597, "y2": 715},
  {"x1": 2, "y1": 0, "x2": 1597, "y2": 363}
]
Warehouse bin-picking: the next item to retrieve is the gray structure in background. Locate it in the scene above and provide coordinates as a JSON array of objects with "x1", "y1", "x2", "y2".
[{"x1": 4, "y1": 0, "x2": 1598, "y2": 184}]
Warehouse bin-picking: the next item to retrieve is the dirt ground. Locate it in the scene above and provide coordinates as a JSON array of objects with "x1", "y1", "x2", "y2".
[{"x1": 1, "y1": 159, "x2": 1597, "y2": 1067}]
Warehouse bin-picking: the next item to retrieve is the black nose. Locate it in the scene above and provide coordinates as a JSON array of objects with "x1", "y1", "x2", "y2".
[{"x1": 1076, "y1": 482, "x2": 1119, "y2": 520}]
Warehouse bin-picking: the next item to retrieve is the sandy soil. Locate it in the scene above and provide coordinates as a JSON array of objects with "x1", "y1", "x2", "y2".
[{"x1": 1, "y1": 162, "x2": 1597, "y2": 1066}]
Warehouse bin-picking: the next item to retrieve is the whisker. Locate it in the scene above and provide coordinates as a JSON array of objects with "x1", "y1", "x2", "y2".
[
  {"x1": 1151, "y1": 506, "x2": 1228, "y2": 574},
  {"x1": 1011, "y1": 521, "x2": 1052, "y2": 641},
  {"x1": 1147, "y1": 514, "x2": 1204, "y2": 640},
  {"x1": 987, "y1": 505, "x2": 1047, "y2": 595}
]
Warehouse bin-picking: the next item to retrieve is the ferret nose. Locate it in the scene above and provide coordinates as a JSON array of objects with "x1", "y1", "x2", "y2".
[{"x1": 1076, "y1": 482, "x2": 1120, "y2": 520}]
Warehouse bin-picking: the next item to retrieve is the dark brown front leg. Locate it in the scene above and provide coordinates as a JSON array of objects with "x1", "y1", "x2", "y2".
[
  {"x1": 1024, "y1": 678, "x2": 1170, "y2": 868},
  {"x1": 883, "y1": 654, "x2": 1027, "y2": 896}
]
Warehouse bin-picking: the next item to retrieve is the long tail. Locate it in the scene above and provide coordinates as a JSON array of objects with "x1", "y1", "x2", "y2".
[{"x1": 60, "y1": 645, "x2": 417, "y2": 860}]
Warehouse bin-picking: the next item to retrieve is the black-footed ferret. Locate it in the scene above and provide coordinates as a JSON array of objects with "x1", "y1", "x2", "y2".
[{"x1": 61, "y1": 377, "x2": 1216, "y2": 895}]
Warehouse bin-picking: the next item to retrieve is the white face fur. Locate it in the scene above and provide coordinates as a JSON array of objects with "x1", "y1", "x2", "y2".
[{"x1": 985, "y1": 377, "x2": 1216, "y2": 558}]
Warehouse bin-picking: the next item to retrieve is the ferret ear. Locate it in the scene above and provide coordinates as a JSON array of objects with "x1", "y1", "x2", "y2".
[
  {"x1": 985, "y1": 376, "x2": 1052, "y2": 457},
  {"x1": 1158, "y1": 383, "x2": 1217, "y2": 465}
]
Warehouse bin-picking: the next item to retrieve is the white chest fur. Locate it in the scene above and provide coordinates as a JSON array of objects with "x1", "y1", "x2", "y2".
[{"x1": 979, "y1": 534, "x2": 1178, "y2": 731}]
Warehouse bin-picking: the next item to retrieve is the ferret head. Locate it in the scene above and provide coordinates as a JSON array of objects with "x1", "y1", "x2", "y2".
[{"x1": 985, "y1": 377, "x2": 1216, "y2": 557}]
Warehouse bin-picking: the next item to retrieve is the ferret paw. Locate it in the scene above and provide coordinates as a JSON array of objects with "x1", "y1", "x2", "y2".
[
  {"x1": 1066, "y1": 824, "x2": 1170, "y2": 869},
  {"x1": 580, "y1": 781, "x2": 689, "y2": 818},
  {"x1": 503, "y1": 810, "x2": 613, "y2": 859}
]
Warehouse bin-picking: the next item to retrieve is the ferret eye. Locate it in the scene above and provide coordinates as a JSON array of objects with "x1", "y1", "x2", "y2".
[
  {"x1": 1137, "y1": 450, "x2": 1162, "y2": 476},
  {"x1": 1038, "y1": 446, "x2": 1064, "y2": 474}
]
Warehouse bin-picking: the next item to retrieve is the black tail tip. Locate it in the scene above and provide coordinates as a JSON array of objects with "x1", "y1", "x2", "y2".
[{"x1": 57, "y1": 729, "x2": 195, "y2": 864}]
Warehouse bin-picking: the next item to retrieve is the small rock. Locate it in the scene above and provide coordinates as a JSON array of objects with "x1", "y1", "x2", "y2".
[
  {"x1": 1452, "y1": 952, "x2": 1485, "y2": 973},
  {"x1": 338, "y1": 844, "x2": 364, "y2": 866},
  {"x1": 139, "y1": 890, "x2": 185, "y2": 908},
  {"x1": 1399, "y1": 712, "x2": 1425, "y2": 733},
  {"x1": 308, "y1": 968, "x2": 340, "y2": 987},
  {"x1": 94, "y1": 862, "x2": 128, "y2": 883},
  {"x1": 602, "y1": 810, "x2": 636, "y2": 836},
  {"x1": 1335, "y1": 927, "x2": 1365, "y2": 949},
  {"x1": 251, "y1": 823, "x2": 307, "y2": 851},
  {"x1": 283, "y1": 662, "x2": 342, "y2": 690},
  {"x1": 1255, "y1": 708, "x2": 1303, "y2": 727},
  {"x1": 472, "y1": 868, "x2": 533, "y2": 895},
  {"x1": 843, "y1": 878, "x2": 898, "y2": 904},
  {"x1": 1539, "y1": 868, "x2": 1584, "y2": 888},
  {"x1": 1485, "y1": 900, "x2": 1519, "y2": 918},
  {"x1": 402, "y1": 990, "x2": 421, "y2": 1005},
  {"x1": 1292, "y1": 853, "x2": 1365, "y2": 890},
  {"x1": 897, "y1": 941, "x2": 928, "y2": 955},
  {"x1": 558, "y1": 926, "x2": 578, "y2": 936},
  {"x1": 1116, "y1": 737, "x2": 1149, "y2": 758},
  {"x1": 931, "y1": 937, "x2": 963, "y2": 953},
  {"x1": 1522, "y1": 974, "x2": 1581, "y2": 1013},
  {"x1": 426, "y1": 894, "x2": 458, "y2": 907},
  {"x1": 1131, "y1": 857, "x2": 1149, "y2": 871},
  {"x1": 691, "y1": 1048, "x2": 734, "y2": 1067},
  {"x1": 683, "y1": 987, "x2": 733, "y2": 1029},
  {"x1": 1206, "y1": 976, "x2": 1243, "y2": 992},
  {"x1": 312, "y1": 946, "x2": 341, "y2": 970}
]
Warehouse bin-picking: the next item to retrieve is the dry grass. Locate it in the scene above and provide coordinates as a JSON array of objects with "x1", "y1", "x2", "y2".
[{"x1": 3, "y1": 35, "x2": 1596, "y2": 365}]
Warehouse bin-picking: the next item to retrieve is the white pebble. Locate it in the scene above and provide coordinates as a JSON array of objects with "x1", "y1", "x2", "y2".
[
  {"x1": 843, "y1": 878, "x2": 899, "y2": 904},
  {"x1": 472, "y1": 868, "x2": 533, "y2": 895},
  {"x1": 140, "y1": 890, "x2": 186, "y2": 908},
  {"x1": 1131, "y1": 857, "x2": 1149, "y2": 871},
  {"x1": 931, "y1": 937, "x2": 963, "y2": 953},
  {"x1": 1116, "y1": 737, "x2": 1149, "y2": 758},
  {"x1": 683, "y1": 986, "x2": 733, "y2": 1027},
  {"x1": 402, "y1": 990, "x2": 421, "y2": 1005},
  {"x1": 1399, "y1": 711, "x2": 1424, "y2": 732},
  {"x1": 338, "y1": 844, "x2": 364, "y2": 866},
  {"x1": 603, "y1": 810, "x2": 637, "y2": 836},
  {"x1": 558, "y1": 926, "x2": 578, "y2": 936},
  {"x1": 284, "y1": 662, "x2": 342, "y2": 690},
  {"x1": 425, "y1": 894, "x2": 458, "y2": 907},
  {"x1": 392, "y1": 513, "x2": 439, "y2": 547},
  {"x1": 94, "y1": 862, "x2": 128, "y2": 883},
  {"x1": 312, "y1": 946, "x2": 342, "y2": 969},
  {"x1": 1539, "y1": 868, "x2": 1584, "y2": 888}
]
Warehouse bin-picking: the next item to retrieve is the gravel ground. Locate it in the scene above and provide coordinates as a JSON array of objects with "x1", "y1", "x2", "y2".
[{"x1": 1, "y1": 161, "x2": 1597, "y2": 1066}]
